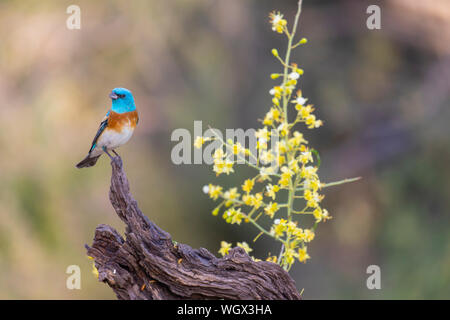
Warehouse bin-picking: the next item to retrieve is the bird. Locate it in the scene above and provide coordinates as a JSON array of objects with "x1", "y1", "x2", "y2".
[{"x1": 76, "y1": 87, "x2": 139, "y2": 168}]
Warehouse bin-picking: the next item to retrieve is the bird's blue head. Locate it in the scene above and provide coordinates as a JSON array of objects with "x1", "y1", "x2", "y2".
[{"x1": 109, "y1": 87, "x2": 136, "y2": 113}]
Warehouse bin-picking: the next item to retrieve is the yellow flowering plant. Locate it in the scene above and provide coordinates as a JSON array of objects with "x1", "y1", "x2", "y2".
[{"x1": 195, "y1": 0, "x2": 359, "y2": 271}]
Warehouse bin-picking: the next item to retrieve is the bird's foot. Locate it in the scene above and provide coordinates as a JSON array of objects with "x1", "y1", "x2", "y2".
[
  {"x1": 102, "y1": 146, "x2": 115, "y2": 160},
  {"x1": 103, "y1": 147, "x2": 122, "y2": 167}
]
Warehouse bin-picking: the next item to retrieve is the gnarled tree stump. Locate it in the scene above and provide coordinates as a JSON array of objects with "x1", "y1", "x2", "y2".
[{"x1": 85, "y1": 157, "x2": 301, "y2": 300}]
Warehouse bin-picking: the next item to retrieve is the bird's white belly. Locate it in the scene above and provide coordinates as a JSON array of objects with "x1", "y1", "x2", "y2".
[{"x1": 93, "y1": 125, "x2": 134, "y2": 155}]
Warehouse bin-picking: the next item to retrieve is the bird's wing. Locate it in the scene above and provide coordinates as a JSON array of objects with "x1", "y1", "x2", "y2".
[{"x1": 88, "y1": 111, "x2": 110, "y2": 153}]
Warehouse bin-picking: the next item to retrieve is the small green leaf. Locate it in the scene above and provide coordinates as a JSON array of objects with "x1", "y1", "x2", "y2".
[{"x1": 311, "y1": 148, "x2": 321, "y2": 167}]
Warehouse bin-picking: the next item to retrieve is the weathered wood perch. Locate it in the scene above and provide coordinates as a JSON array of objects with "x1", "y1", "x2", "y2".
[{"x1": 85, "y1": 156, "x2": 301, "y2": 300}]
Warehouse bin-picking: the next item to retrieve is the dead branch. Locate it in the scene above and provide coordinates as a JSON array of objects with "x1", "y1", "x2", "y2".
[{"x1": 85, "y1": 156, "x2": 301, "y2": 300}]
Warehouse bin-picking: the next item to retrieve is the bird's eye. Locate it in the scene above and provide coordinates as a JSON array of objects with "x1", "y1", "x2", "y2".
[{"x1": 118, "y1": 94, "x2": 125, "y2": 98}]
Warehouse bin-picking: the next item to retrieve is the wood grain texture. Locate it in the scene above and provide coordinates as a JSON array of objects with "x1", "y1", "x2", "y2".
[{"x1": 85, "y1": 156, "x2": 301, "y2": 300}]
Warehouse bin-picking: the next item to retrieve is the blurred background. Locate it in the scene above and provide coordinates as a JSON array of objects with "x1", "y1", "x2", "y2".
[{"x1": 0, "y1": 0, "x2": 449, "y2": 299}]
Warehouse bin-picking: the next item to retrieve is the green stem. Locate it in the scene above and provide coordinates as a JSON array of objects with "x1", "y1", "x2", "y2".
[
  {"x1": 247, "y1": 216, "x2": 276, "y2": 241},
  {"x1": 296, "y1": 176, "x2": 361, "y2": 191},
  {"x1": 321, "y1": 177, "x2": 361, "y2": 188},
  {"x1": 282, "y1": 1, "x2": 302, "y2": 120},
  {"x1": 278, "y1": 0, "x2": 303, "y2": 271}
]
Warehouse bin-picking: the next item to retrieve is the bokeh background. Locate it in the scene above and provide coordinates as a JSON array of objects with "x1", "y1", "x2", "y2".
[{"x1": 0, "y1": 0, "x2": 449, "y2": 299}]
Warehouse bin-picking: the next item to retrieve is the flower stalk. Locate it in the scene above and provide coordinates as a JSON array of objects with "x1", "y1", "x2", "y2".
[{"x1": 196, "y1": 0, "x2": 359, "y2": 271}]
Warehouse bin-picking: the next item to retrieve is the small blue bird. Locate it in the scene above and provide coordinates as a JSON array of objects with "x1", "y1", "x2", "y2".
[{"x1": 76, "y1": 88, "x2": 139, "y2": 168}]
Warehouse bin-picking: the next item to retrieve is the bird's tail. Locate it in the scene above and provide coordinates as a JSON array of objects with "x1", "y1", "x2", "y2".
[{"x1": 76, "y1": 154, "x2": 101, "y2": 168}]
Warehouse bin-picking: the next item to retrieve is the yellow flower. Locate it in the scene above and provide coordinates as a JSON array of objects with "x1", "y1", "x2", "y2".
[
  {"x1": 272, "y1": 97, "x2": 280, "y2": 106},
  {"x1": 322, "y1": 208, "x2": 332, "y2": 221},
  {"x1": 304, "y1": 189, "x2": 323, "y2": 208},
  {"x1": 271, "y1": 108, "x2": 281, "y2": 121},
  {"x1": 263, "y1": 116, "x2": 273, "y2": 126},
  {"x1": 261, "y1": 150, "x2": 275, "y2": 164},
  {"x1": 255, "y1": 127, "x2": 270, "y2": 141},
  {"x1": 242, "y1": 179, "x2": 254, "y2": 193},
  {"x1": 224, "y1": 187, "x2": 240, "y2": 201},
  {"x1": 213, "y1": 157, "x2": 233, "y2": 175},
  {"x1": 273, "y1": 224, "x2": 286, "y2": 238},
  {"x1": 286, "y1": 221, "x2": 298, "y2": 233},
  {"x1": 301, "y1": 103, "x2": 314, "y2": 115},
  {"x1": 269, "y1": 86, "x2": 283, "y2": 99},
  {"x1": 242, "y1": 194, "x2": 253, "y2": 206},
  {"x1": 303, "y1": 177, "x2": 320, "y2": 191},
  {"x1": 279, "y1": 166, "x2": 293, "y2": 187},
  {"x1": 282, "y1": 84, "x2": 295, "y2": 96},
  {"x1": 232, "y1": 142, "x2": 243, "y2": 155},
  {"x1": 266, "y1": 255, "x2": 277, "y2": 263},
  {"x1": 313, "y1": 207, "x2": 323, "y2": 222},
  {"x1": 263, "y1": 108, "x2": 281, "y2": 126},
  {"x1": 298, "y1": 150, "x2": 313, "y2": 164},
  {"x1": 213, "y1": 159, "x2": 225, "y2": 175},
  {"x1": 269, "y1": 11, "x2": 287, "y2": 34},
  {"x1": 242, "y1": 192, "x2": 263, "y2": 208},
  {"x1": 213, "y1": 151, "x2": 230, "y2": 175},
  {"x1": 259, "y1": 167, "x2": 274, "y2": 181},
  {"x1": 277, "y1": 122, "x2": 289, "y2": 136},
  {"x1": 301, "y1": 166, "x2": 318, "y2": 180},
  {"x1": 237, "y1": 242, "x2": 253, "y2": 254},
  {"x1": 303, "y1": 229, "x2": 315, "y2": 242},
  {"x1": 271, "y1": 218, "x2": 287, "y2": 238},
  {"x1": 277, "y1": 140, "x2": 289, "y2": 154},
  {"x1": 253, "y1": 193, "x2": 264, "y2": 208},
  {"x1": 257, "y1": 139, "x2": 268, "y2": 150},
  {"x1": 265, "y1": 184, "x2": 280, "y2": 200},
  {"x1": 298, "y1": 247, "x2": 310, "y2": 263},
  {"x1": 264, "y1": 202, "x2": 279, "y2": 218},
  {"x1": 288, "y1": 159, "x2": 300, "y2": 173},
  {"x1": 219, "y1": 241, "x2": 232, "y2": 256},
  {"x1": 223, "y1": 208, "x2": 245, "y2": 225},
  {"x1": 292, "y1": 90, "x2": 307, "y2": 107},
  {"x1": 305, "y1": 114, "x2": 317, "y2": 129},
  {"x1": 284, "y1": 248, "x2": 295, "y2": 265},
  {"x1": 194, "y1": 136, "x2": 206, "y2": 149},
  {"x1": 208, "y1": 184, "x2": 222, "y2": 200},
  {"x1": 222, "y1": 159, "x2": 234, "y2": 175},
  {"x1": 293, "y1": 227, "x2": 305, "y2": 241},
  {"x1": 305, "y1": 113, "x2": 323, "y2": 129},
  {"x1": 289, "y1": 131, "x2": 307, "y2": 148},
  {"x1": 213, "y1": 148, "x2": 225, "y2": 160}
]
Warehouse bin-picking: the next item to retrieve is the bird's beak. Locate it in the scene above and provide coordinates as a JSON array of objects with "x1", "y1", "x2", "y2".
[{"x1": 109, "y1": 91, "x2": 118, "y2": 100}]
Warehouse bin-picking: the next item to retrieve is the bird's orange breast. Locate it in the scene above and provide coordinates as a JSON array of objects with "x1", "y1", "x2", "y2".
[{"x1": 107, "y1": 110, "x2": 139, "y2": 132}]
